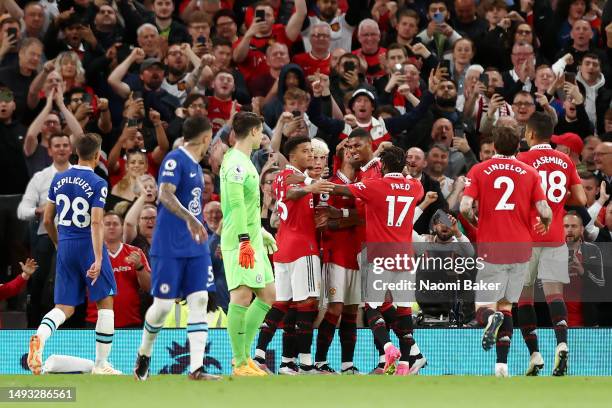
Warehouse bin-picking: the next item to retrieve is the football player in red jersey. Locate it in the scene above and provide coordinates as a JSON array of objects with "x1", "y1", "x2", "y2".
[
  {"x1": 313, "y1": 139, "x2": 362, "y2": 374},
  {"x1": 516, "y1": 112, "x2": 586, "y2": 376},
  {"x1": 332, "y1": 145, "x2": 425, "y2": 376},
  {"x1": 232, "y1": 0, "x2": 307, "y2": 81},
  {"x1": 256, "y1": 136, "x2": 334, "y2": 374},
  {"x1": 460, "y1": 126, "x2": 552, "y2": 378},
  {"x1": 86, "y1": 212, "x2": 151, "y2": 328}
]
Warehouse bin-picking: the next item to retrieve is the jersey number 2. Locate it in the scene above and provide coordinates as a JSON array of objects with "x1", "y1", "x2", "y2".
[
  {"x1": 386, "y1": 196, "x2": 414, "y2": 227},
  {"x1": 494, "y1": 176, "x2": 515, "y2": 211},
  {"x1": 57, "y1": 194, "x2": 91, "y2": 227}
]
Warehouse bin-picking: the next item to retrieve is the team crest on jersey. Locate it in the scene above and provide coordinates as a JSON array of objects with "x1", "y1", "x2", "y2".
[
  {"x1": 464, "y1": 177, "x2": 472, "y2": 187},
  {"x1": 328, "y1": 287, "x2": 337, "y2": 296},
  {"x1": 231, "y1": 165, "x2": 245, "y2": 182},
  {"x1": 255, "y1": 273, "x2": 263, "y2": 283},
  {"x1": 330, "y1": 22, "x2": 340, "y2": 32},
  {"x1": 354, "y1": 182, "x2": 366, "y2": 190},
  {"x1": 160, "y1": 283, "x2": 170, "y2": 294}
]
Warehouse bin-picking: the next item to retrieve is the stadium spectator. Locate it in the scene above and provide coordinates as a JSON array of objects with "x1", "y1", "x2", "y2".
[
  {"x1": 563, "y1": 211, "x2": 605, "y2": 327},
  {"x1": 301, "y1": 0, "x2": 365, "y2": 52},
  {"x1": 552, "y1": 132, "x2": 584, "y2": 166},
  {"x1": 417, "y1": 0, "x2": 462, "y2": 56},
  {"x1": 353, "y1": 19, "x2": 387, "y2": 84},
  {"x1": 293, "y1": 23, "x2": 332, "y2": 78},
  {"x1": 17, "y1": 133, "x2": 71, "y2": 326},
  {"x1": 85, "y1": 212, "x2": 151, "y2": 328},
  {"x1": 108, "y1": 149, "x2": 148, "y2": 209},
  {"x1": 430, "y1": 118, "x2": 477, "y2": 178},
  {"x1": 580, "y1": 135, "x2": 601, "y2": 172},
  {"x1": 0, "y1": 259, "x2": 38, "y2": 327}
]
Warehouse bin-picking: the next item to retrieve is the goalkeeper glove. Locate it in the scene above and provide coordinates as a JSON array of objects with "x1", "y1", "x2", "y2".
[
  {"x1": 261, "y1": 227, "x2": 278, "y2": 255},
  {"x1": 238, "y1": 234, "x2": 255, "y2": 269}
]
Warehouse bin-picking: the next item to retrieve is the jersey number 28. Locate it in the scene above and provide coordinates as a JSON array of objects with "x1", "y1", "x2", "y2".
[{"x1": 57, "y1": 194, "x2": 91, "y2": 228}]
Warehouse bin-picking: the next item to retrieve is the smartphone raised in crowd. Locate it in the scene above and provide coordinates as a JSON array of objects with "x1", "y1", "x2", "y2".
[
  {"x1": 439, "y1": 59, "x2": 451, "y2": 73},
  {"x1": 7, "y1": 27, "x2": 17, "y2": 41},
  {"x1": 565, "y1": 72, "x2": 576, "y2": 85},
  {"x1": 255, "y1": 9, "x2": 265, "y2": 22},
  {"x1": 479, "y1": 73, "x2": 489, "y2": 87},
  {"x1": 433, "y1": 12, "x2": 445, "y2": 24},
  {"x1": 344, "y1": 60, "x2": 356, "y2": 73}
]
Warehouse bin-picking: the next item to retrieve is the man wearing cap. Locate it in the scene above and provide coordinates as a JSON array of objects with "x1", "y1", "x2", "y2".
[
  {"x1": 308, "y1": 71, "x2": 439, "y2": 151},
  {"x1": 108, "y1": 47, "x2": 181, "y2": 123},
  {"x1": 552, "y1": 133, "x2": 584, "y2": 167}
]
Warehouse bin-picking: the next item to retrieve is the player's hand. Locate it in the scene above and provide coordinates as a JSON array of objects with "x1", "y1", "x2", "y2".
[
  {"x1": 87, "y1": 259, "x2": 102, "y2": 285},
  {"x1": 238, "y1": 240, "x2": 256, "y2": 268},
  {"x1": 374, "y1": 141, "x2": 392, "y2": 157},
  {"x1": 261, "y1": 227, "x2": 278, "y2": 255},
  {"x1": 19, "y1": 258, "x2": 38, "y2": 279},
  {"x1": 533, "y1": 217, "x2": 549, "y2": 235},
  {"x1": 187, "y1": 216, "x2": 207, "y2": 244},
  {"x1": 306, "y1": 180, "x2": 335, "y2": 194}
]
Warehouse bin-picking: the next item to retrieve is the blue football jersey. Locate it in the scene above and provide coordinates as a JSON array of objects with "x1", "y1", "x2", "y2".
[
  {"x1": 151, "y1": 147, "x2": 209, "y2": 258},
  {"x1": 47, "y1": 165, "x2": 108, "y2": 241}
]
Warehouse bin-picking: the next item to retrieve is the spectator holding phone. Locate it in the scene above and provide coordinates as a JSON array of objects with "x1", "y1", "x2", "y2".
[
  {"x1": 329, "y1": 53, "x2": 371, "y2": 113},
  {"x1": 555, "y1": 80, "x2": 593, "y2": 138},
  {"x1": 417, "y1": 0, "x2": 462, "y2": 57},
  {"x1": 0, "y1": 17, "x2": 21, "y2": 68}
]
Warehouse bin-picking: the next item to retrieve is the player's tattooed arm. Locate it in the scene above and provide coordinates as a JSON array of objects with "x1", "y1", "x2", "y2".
[
  {"x1": 43, "y1": 202, "x2": 58, "y2": 248},
  {"x1": 159, "y1": 182, "x2": 207, "y2": 243},
  {"x1": 286, "y1": 180, "x2": 335, "y2": 200},
  {"x1": 459, "y1": 195, "x2": 476, "y2": 225},
  {"x1": 534, "y1": 199, "x2": 553, "y2": 233}
]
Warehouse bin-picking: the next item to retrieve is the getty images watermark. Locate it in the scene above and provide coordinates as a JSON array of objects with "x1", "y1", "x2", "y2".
[{"x1": 357, "y1": 241, "x2": 612, "y2": 305}]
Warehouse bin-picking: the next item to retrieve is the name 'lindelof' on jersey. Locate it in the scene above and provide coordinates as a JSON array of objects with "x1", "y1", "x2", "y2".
[
  {"x1": 151, "y1": 147, "x2": 209, "y2": 258},
  {"x1": 47, "y1": 165, "x2": 108, "y2": 241}
]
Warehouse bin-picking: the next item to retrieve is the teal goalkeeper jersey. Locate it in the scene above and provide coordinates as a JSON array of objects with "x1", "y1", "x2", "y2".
[{"x1": 220, "y1": 148, "x2": 263, "y2": 251}]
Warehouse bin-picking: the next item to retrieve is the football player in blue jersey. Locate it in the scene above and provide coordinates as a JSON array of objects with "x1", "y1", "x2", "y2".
[
  {"x1": 28, "y1": 133, "x2": 120, "y2": 375},
  {"x1": 134, "y1": 116, "x2": 220, "y2": 381}
]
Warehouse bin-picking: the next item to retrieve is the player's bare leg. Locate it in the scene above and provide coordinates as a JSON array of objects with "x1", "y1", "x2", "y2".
[
  {"x1": 518, "y1": 286, "x2": 544, "y2": 376},
  {"x1": 92, "y1": 296, "x2": 121, "y2": 375},
  {"x1": 314, "y1": 302, "x2": 343, "y2": 374},
  {"x1": 134, "y1": 297, "x2": 175, "y2": 380},
  {"x1": 339, "y1": 304, "x2": 360, "y2": 374},
  {"x1": 29, "y1": 304, "x2": 73, "y2": 375},
  {"x1": 254, "y1": 300, "x2": 290, "y2": 374},
  {"x1": 295, "y1": 297, "x2": 319, "y2": 374}
]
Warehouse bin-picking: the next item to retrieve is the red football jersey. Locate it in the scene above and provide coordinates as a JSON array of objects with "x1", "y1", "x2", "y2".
[
  {"x1": 207, "y1": 96, "x2": 240, "y2": 134},
  {"x1": 86, "y1": 243, "x2": 150, "y2": 327},
  {"x1": 353, "y1": 157, "x2": 383, "y2": 246},
  {"x1": 464, "y1": 156, "x2": 547, "y2": 263},
  {"x1": 292, "y1": 52, "x2": 331, "y2": 77},
  {"x1": 320, "y1": 171, "x2": 360, "y2": 269},
  {"x1": 517, "y1": 144, "x2": 581, "y2": 245},
  {"x1": 273, "y1": 166, "x2": 319, "y2": 263},
  {"x1": 352, "y1": 47, "x2": 387, "y2": 84},
  {"x1": 233, "y1": 25, "x2": 293, "y2": 81},
  {"x1": 347, "y1": 173, "x2": 424, "y2": 245}
]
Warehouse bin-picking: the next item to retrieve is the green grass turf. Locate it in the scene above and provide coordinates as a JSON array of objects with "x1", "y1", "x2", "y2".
[{"x1": 1, "y1": 375, "x2": 610, "y2": 408}]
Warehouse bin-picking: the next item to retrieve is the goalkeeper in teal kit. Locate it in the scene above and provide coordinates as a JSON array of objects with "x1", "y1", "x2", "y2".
[{"x1": 220, "y1": 112, "x2": 277, "y2": 376}]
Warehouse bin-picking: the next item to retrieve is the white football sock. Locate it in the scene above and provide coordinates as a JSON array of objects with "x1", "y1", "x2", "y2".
[
  {"x1": 95, "y1": 309, "x2": 114, "y2": 368},
  {"x1": 36, "y1": 308, "x2": 66, "y2": 348},
  {"x1": 139, "y1": 298, "x2": 174, "y2": 357},
  {"x1": 186, "y1": 291, "x2": 208, "y2": 374}
]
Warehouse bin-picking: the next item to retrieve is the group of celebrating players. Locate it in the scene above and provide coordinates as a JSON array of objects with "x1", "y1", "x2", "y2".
[{"x1": 25, "y1": 102, "x2": 582, "y2": 379}]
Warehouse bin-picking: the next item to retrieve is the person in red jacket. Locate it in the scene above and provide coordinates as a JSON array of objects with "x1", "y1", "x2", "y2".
[{"x1": 0, "y1": 259, "x2": 37, "y2": 327}]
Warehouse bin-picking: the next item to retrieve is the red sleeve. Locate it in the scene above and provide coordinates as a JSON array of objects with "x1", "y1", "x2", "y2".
[
  {"x1": 0, "y1": 274, "x2": 27, "y2": 300},
  {"x1": 463, "y1": 167, "x2": 479, "y2": 199},
  {"x1": 567, "y1": 161, "x2": 581, "y2": 186},
  {"x1": 530, "y1": 170, "x2": 547, "y2": 202},
  {"x1": 347, "y1": 180, "x2": 372, "y2": 201}
]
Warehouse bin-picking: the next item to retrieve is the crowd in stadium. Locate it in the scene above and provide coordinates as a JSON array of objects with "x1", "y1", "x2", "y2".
[{"x1": 0, "y1": 0, "x2": 611, "y2": 373}]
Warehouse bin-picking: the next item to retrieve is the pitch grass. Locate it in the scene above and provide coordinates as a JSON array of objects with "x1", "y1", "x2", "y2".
[{"x1": 1, "y1": 375, "x2": 611, "y2": 408}]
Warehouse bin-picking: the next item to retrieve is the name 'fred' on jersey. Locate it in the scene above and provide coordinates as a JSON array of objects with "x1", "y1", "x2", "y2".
[
  {"x1": 151, "y1": 147, "x2": 209, "y2": 258},
  {"x1": 47, "y1": 165, "x2": 108, "y2": 241}
]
